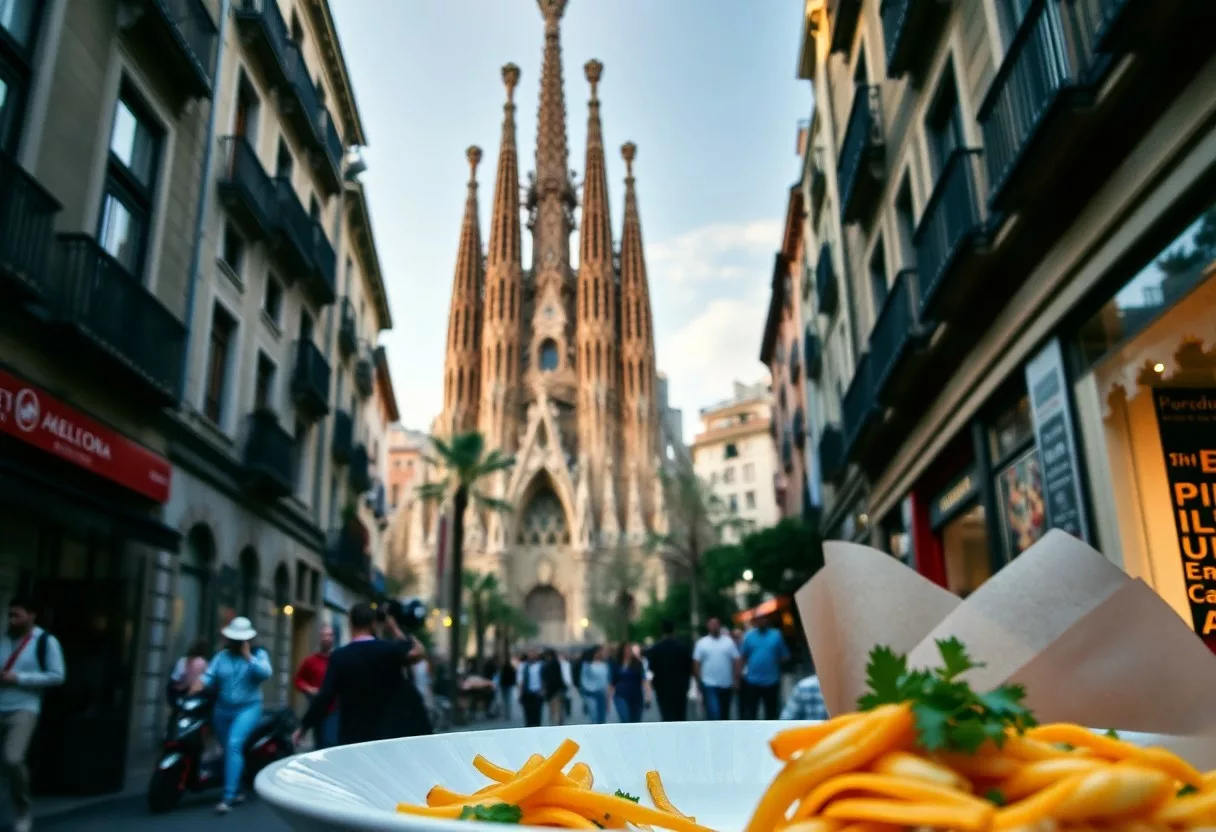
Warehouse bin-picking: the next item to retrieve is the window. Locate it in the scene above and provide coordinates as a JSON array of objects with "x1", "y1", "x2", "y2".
[
  {"x1": 221, "y1": 222, "x2": 245, "y2": 277},
  {"x1": 204, "y1": 304, "x2": 236, "y2": 424},
  {"x1": 276, "y1": 137, "x2": 293, "y2": 180},
  {"x1": 853, "y1": 43, "x2": 869, "y2": 87},
  {"x1": 894, "y1": 178, "x2": 916, "y2": 267},
  {"x1": 254, "y1": 352, "x2": 276, "y2": 411},
  {"x1": 233, "y1": 72, "x2": 259, "y2": 142},
  {"x1": 289, "y1": 8, "x2": 305, "y2": 47},
  {"x1": 99, "y1": 87, "x2": 162, "y2": 276},
  {"x1": 925, "y1": 62, "x2": 965, "y2": 181},
  {"x1": 724, "y1": 442, "x2": 738, "y2": 459},
  {"x1": 869, "y1": 236, "x2": 888, "y2": 320},
  {"x1": 0, "y1": 0, "x2": 42, "y2": 154},
  {"x1": 743, "y1": 462, "x2": 756, "y2": 483},
  {"x1": 300, "y1": 309, "x2": 314, "y2": 343},
  {"x1": 995, "y1": 0, "x2": 1032, "y2": 48},
  {"x1": 309, "y1": 193, "x2": 320, "y2": 222},
  {"x1": 728, "y1": 494, "x2": 738, "y2": 513},
  {"x1": 391, "y1": 484, "x2": 400, "y2": 507},
  {"x1": 745, "y1": 491, "x2": 756, "y2": 509},
  {"x1": 263, "y1": 274, "x2": 283, "y2": 325},
  {"x1": 539, "y1": 338, "x2": 559, "y2": 372},
  {"x1": 723, "y1": 467, "x2": 736, "y2": 485}
]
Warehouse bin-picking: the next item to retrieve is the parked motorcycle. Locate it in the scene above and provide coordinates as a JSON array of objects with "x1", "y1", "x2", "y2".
[{"x1": 147, "y1": 691, "x2": 297, "y2": 813}]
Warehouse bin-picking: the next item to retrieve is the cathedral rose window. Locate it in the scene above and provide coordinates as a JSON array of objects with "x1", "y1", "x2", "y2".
[{"x1": 539, "y1": 338, "x2": 559, "y2": 371}]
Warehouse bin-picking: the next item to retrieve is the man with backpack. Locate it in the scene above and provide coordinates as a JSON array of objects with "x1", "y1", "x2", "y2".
[{"x1": 0, "y1": 596, "x2": 66, "y2": 832}]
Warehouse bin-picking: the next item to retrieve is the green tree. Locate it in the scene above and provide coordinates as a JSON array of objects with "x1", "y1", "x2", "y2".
[
  {"x1": 463, "y1": 570, "x2": 501, "y2": 664},
  {"x1": 588, "y1": 543, "x2": 647, "y2": 643},
  {"x1": 487, "y1": 593, "x2": 538, "y2": 662},
  {"x1": 740, "y1": 517, "x2": 824, "y2": 598},
  {"x1": 649, "y1": 470, "x2": 739, "y2": 630},
  {"x1": 418, "y1": 431, "x2": 514, "y2": 707},
  {"x1": 632, "y1": 544, "x2": 746, "y2": 642}
]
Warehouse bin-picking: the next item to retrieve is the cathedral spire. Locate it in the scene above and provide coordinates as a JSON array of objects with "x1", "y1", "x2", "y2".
[
  {"x1": 535, "y1": 0, "x2": 571, "y2": 192},
  {"x1": 441, "y1": 146, "x2": 484, "y2": 435},
  {"x1": 480, "y1": 64, "x2": 525, "y2": 454},
  {"x1": 618, "y1": 142, "x2": 659, "y2": 526},
  {"x1": 575, "y1": 58, "x2": 618, "y2": 523}
]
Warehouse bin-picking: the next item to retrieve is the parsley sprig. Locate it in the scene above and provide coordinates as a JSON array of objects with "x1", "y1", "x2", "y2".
[
  {"x1": 459, "y1": 804, "x2": 523, "y2": 823},
  {"x1": 614, "y1": 790, "x2": 641, "y2": 803},
  {"x1": 857, "y1": 637, "x2": 1037, "y2": 754}
]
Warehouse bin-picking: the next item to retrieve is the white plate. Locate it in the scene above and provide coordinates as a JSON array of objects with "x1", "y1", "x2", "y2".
[{"x1": 254, "y1": 722, "x2": 1210, "y2": 832}]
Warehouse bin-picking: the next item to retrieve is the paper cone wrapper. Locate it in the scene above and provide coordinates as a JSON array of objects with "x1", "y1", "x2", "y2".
[{"x1": 797, "y1": 529, "x2": 1216, "y2": 741}]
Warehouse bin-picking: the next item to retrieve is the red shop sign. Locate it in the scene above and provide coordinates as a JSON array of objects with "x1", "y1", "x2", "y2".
[{"x1": 0, "y1": 368, "x2": 171, "y2": 503}]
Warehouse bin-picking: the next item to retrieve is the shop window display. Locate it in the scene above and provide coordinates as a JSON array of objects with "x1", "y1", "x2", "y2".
[{"x1": 942, "y1": 504, "x2": 990, "y2": 598}]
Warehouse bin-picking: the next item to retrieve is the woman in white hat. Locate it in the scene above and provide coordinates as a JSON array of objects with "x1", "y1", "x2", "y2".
[{"x1": 191, "y1": 616, "x2": 272, "y2": 814}]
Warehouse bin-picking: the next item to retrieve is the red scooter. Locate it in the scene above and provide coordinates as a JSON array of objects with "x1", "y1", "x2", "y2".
[{"x1": 147, "y1": 691, "x2": 296, "y2": 813}]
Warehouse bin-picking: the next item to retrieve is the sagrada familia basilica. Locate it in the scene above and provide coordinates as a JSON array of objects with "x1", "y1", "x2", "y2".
[{"x1": 389, "y1": 0, "x2": 674, "y2": 645}]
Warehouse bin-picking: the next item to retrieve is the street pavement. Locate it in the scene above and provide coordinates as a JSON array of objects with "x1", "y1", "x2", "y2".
[{"x1": 32, "y1": 693, "x2": 663, "y2": 832}]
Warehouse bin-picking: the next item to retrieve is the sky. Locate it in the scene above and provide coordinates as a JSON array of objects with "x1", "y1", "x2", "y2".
[{"x1": 330, "y1": 0, "x2": 810, "y2": 440}]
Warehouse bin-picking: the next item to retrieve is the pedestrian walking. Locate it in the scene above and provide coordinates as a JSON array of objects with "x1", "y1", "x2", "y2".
[
  {"x1": 644, "y1": 619, "x2": 693, "y2": 722},
  {"x1": 295, "y1": 603, "x2": 431, "y2": 748},
  {"x1": 0, "y1": 596, "x2": 66, "y2": 832},
  {"x1": 293, "y1": 624, "x2": 338, "y2": 748},
  {"x1": 609, "y1": 642, "x2": 648, "y2": 723},
  {"x1": 739, "y1": 616, "x2": 790, "y2": 720},
  {"x1": 579, "y1": 646, "x2": 610, "y2": 724},
  {"x1": 192, "y1": 616, "x2": 272, "y2": 814},
  {"x1": 693, "y1": 617, "x2": 739, "y2": 721},
  {"x1": 519, "y1": 649, "x2": 545, "y2": 727},
  {"x1": 781, "y1": 671, "x2": 828, "y2": 721},
  {"x1": 499, "y1": 655, "x2": 517, "y2": 721},
  {"x1": 541, "y1": 648, "x2": 566, "y2": 726}
]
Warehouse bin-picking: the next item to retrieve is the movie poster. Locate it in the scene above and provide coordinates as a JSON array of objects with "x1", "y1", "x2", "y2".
[{"x1": 996, "y1": 447, "x2": 1047, "y2": 560}]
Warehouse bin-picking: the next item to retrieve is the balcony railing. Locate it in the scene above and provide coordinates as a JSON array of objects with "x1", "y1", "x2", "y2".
[
  {"x1": 338, "y1": 297, "x2": 357, "y2": 357},
  {"x1": 868, "y1": 268, "x2": 925, "y2": 405},
  {"x1": 816, "y1": 244, "x2": 839, "y2": 318},
  {"x1": 829, "y1": 0, "x2": 864, "y2": 53},
  {"x1": 804, "y1": 329, "x2": 823, "y2": 380},
  {"x1": 819, "y1": 425, "x2": 846, "y2": 484},
  {"x1": 838, "y1": 85, "x2": 884, "y2": 223},
  {"x1": 291, "y1": 339, "x2": 331, "y2": 419},
  {"x1": 306, "y1": 219, "x2": 337, "y2": 305},
  {"x1": 318, "y1": 108, "x2": 344, "y2": 182},
  {"x1": 143, "y1": 0, "x2": 219, "y2": 98},
  {"x1": 243, "y1": 409, "x2": 295, "y2": 497},
  {"x1": 809, "y1": 149, "x2": 827, "y2": 220},
  {"x1": 232, "y1": 0, "x2": 292, "y2": 91},
  {"x1": 283, "y1": 42, "x2": 322, "y2": 145},
  {"x1": 332, "y1": 409, "x2": 353, "y2": 464},
  {"x1": 326, "y1": 526, "x2": 371, "y2": 589},
  {"x1": 48, "y1": 235, "x2": 185, "y2": 404},
  {"x1": 349, "y1": 443, "x2": 372, "y2": 493},
  {"x1": 273, "y1": 177, "x2": 315, "y2": 277},
  {"x1": 0, "y1": 151, "x2": 60, "y2": 300},
  {"x1": 914, "y1": 148, "x2": 986, "y2": 318},
  {"x1": 218, "y1": 136, "x2": 276, "y2": 238},
  {"x1": 793, "y1": 408, "x2": 806, "y2": 447},
  {"x1": 881, "y1": 0, "x2": 943, "y2": 78},
  {"x1": 354, "y1": 354, "x2": 374, "y2": 398},
  {"x1": 841, "y1": 353, "x2": 879, "y2": 457},
  {"x1": 978, "y1": 0, "x2": 1093, "y2": 209}
]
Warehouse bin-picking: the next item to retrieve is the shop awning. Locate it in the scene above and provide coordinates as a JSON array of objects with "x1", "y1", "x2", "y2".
[{"x1": 0, "y1": 457, "x2": 181, "y2": 552}]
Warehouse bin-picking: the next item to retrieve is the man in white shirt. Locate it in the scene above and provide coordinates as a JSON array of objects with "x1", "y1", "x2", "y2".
[
  {"x1": 692, "y1": 617, "x2": 739, "y2": 721},
  {"x1": 0, "y1": 596, "x2": 66, "y2": 832},
  {"x1": 520, "y1": 648, "x2": 545, "y2": 727}
]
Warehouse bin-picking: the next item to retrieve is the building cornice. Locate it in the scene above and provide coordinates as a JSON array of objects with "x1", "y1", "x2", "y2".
[
  {"x1": 373, "y1": 345, "x2": 400, "y2": 423},
  {"x1": 304, "y1": 0, "x2": 368, "y2": 146},
  {"x1": 346, "y1": 182, "x2": 392, "y2": 330}
]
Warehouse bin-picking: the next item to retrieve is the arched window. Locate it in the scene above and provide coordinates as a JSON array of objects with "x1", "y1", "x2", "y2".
[
  {"x1": 174, "y1": 525, "x2": 215, "y2": 656},
  {"x1": 495, "y1": 343, "x2": 502, "y2": 377},
  {"x1": 539, "y1": 339, "x2": 559, "y2": 372},
  {"x1": 498, "y1": 279, "x2": 505, "y2": 319},
  {"x1": 593, "y1": 282, "x2": 599, "y2": 317},
  {"x1": 595, "y1": 343, "x2": 601, "y2": 377},
  {"x1": 239, "y1": 546, "x2": 259, "y2": 621}
]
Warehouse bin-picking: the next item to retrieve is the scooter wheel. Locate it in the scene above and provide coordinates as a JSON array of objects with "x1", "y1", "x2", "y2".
[{"x1": 147, "y1": 767, "x2": 185, "y2": 814}]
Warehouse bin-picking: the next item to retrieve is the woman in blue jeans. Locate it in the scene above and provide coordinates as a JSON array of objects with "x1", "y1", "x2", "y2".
[
  {"x1": 580, "y1": 646, "x2": 610, "y2": 724},
  {"x1": 193, "y1": 617, "x2": 273, "y2": 814},
  {"x1": 609, "y1": 643, "x2": 649, "y2": 723}
]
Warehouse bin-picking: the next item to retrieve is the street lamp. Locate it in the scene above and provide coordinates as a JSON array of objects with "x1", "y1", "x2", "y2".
[{"x1": 742, "y1": 569, "x2": 754, "y2": 582}]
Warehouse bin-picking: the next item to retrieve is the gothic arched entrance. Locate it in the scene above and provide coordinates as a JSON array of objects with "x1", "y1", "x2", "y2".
[{"x1": 524, "y1": 585, "x2": 567, "y2": 646}]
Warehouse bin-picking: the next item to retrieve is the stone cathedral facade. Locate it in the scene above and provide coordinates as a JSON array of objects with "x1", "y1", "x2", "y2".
[{"x1": 392, "y1": 0, "x2": 668, "y2": 646}]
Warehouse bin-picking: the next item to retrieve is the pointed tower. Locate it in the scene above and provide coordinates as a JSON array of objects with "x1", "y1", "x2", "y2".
[
  {"x1": 440, "y1": 147, "x2": 485, "y2": 435},
  {"x1": 575, "y1": 58, "x2": 618, "y2": 523},
  {"x1": 618, "y1": 142, "x2": 659, "y2": 528},
  {"x1": 525, "y1": 0, "x2": 577, "y2": 410},
  {"x1": 479, "y1": 64, "x2": 525, "y2": 454}
]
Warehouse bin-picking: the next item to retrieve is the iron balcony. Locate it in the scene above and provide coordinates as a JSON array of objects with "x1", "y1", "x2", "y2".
[
  {"x1": 828, "y1": 0, "x2": 863, "y2": 54},
  {"x1": 354, "y1": 354, "x2": 374, "y2": 398},
  {"x1": 48, "y1": 235, "x2": 186, "y2": 406},
  {"x1": 337, "y1": 297, "x2": 358, "y2": 357},
  {"x1": 803, "y1": 329, "x2": 823, "y2": 381},
  {"x1": 290, "y1": 338, "x2": 331, "y2": 420},
  {"x1": 331, "y1": 409, "x2": 353, "y2": 465},
  {"x1": 816, "y1": 244, "x2": 839, "y2": 319},
  {"x1": 326, "y1": 526, "x2": 372, "y2": 591},
  {"x1": 273, "y1": 177, "x2": 315, "y2": 279},
  {"x1": 837, "y1": 85, "x2": 884, "y2": 224},
  {"x1": 243, "y1": 409, "x2": 295, "y2": 498},
  {"x1": 818, "y1": 425, "x2": 846, "y2": 485},
  {"x1": 233, "y1": 0, "x2": 293, "y2": 93},
  {"x1": 218, "y1": 136, "x2": 277, "y2": 240},
  {"x1": 841, "y1": 353, "x2": 881, "y2": 463},
  {"x1": 0, "y1": 151, "x2": 60, "y2": 302},
  {"x1": 137, "y1": 0, "x2": 219, "y2": 99},
  {"x1": 914, "y1": 148, "x2": 987, "y2": 321},
  {"x1": 349, "y1": 443, "x2": 372, "y2": 494},
  {"x1": 881, "y1": 0, "x2": 947, "y2": 80},
  {"x1": 867, "y1": 268, "x2": 929, "y2": 408},
  {"x1": 305, "y1": 219, "x2": 336, "y2": 306}
]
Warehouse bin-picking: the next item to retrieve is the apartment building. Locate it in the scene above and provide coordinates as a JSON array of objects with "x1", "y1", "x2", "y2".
[
  {"x1": 0, "y1": 0, "x2": 222, "y2": 793},
  {"x1": 795, "y1": 0, "x2": 1216, "y2": 631},
  {"x1": 386, "y1": 424, "x2": 428, "y2": 512},
  {"x1": 691, "y1": 382, "x2": 781, "y2": 543}
]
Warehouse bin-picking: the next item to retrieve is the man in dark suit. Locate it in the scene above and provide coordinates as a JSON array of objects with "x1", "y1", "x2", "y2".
[
  {"x1": 295, "y1": 603, "x2": 431, "y2": 747},
  {"x1": 644, "y1": 619, "x2": 694, "y2": 722}
]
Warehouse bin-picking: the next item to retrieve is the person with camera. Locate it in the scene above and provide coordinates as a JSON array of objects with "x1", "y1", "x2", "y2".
[{"x1": 295, "y1": 602, "x2": 431, "y2": 748}]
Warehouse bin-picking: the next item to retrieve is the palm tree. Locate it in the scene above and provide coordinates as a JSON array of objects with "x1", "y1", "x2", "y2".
[
  {"x1": 417, "y1": 431, "x2": 514, "y2": 707},
  {"x1": 464, "y1": 570, "x2": 501, "y2": 664},
  {"x1": 650, "y1": 468, "x2": 739, "y2": 631}
]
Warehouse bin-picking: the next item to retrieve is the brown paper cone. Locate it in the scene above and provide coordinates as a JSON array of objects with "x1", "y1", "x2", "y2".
[
  {"x1": 1009, "y1": 579, "x2": 1216, "y2": 734},
  {"x1": 799, "y1": 541, "x2": 960, "y2": 715}
]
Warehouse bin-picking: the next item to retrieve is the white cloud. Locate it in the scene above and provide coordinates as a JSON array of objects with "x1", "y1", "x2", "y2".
[{"x1": 648, "y1": 219, "x2": 782, "y2": 286}]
